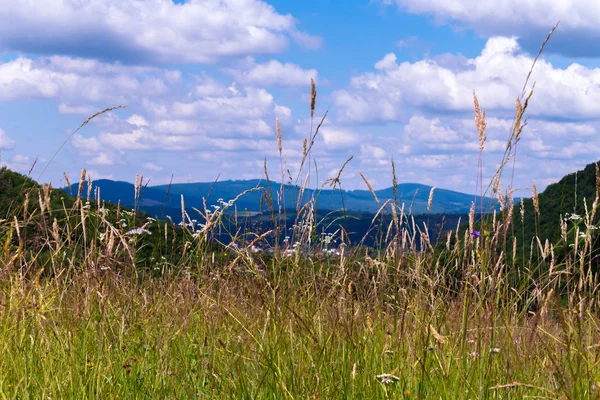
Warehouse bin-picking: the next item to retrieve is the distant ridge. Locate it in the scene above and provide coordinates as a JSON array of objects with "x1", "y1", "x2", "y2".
[{"x1": 68, "y1": 178, "x2": 498, "y2": 219}]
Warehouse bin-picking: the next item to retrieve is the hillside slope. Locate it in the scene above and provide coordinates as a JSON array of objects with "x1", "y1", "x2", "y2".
[{"x1": 70, "y1": 179, "x2": 497, "y2": 218}]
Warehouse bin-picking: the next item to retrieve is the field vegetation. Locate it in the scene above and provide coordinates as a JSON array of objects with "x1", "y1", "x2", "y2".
[{"x1": 1, "y1": 24, "x2": 600, "y2": 399}]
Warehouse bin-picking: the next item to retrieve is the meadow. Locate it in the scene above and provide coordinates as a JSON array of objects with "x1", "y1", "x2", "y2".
[{"x1": 1, "y1": 24, "x2": 600, "y2": 399}]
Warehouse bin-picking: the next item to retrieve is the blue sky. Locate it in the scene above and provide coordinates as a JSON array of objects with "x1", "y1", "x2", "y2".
[{"x1": 1, "y1": 0, "x2": 600, "y2": 196}]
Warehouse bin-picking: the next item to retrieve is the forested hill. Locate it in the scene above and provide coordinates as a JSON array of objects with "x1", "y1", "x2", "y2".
[
  {"x1": 516, "y1": 160, "x2": 600, "y2": 248},
  {"x1": 67, "y1": 178, "x2": 498, "y2": 216}
]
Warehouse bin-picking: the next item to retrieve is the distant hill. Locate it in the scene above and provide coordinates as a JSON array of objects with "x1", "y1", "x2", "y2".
[
  {"x1": 67, "y1": 179, "x2": 498, "y2": 219},
  {"x1": 516, "y1": 160, "x2": 600, "y2": 252}
]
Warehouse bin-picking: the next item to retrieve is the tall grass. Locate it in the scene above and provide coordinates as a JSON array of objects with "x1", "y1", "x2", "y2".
[{"x1": 1, "y1": 22, "x2": 600, "y2": 398}]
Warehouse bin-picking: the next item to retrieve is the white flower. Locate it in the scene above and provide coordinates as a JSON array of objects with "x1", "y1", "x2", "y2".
[
  {"x1": 376, "y1": 373, "x2": 400, "y2": 384},
  {"x1": 490, "y1": 348, "x2": 501, "y2": 354},
  {"x1": 125, "y1": 228, "x2": 152, "y2": 236}
]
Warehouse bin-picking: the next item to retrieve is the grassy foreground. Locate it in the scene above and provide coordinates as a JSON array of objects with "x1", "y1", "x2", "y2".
[
  {"x1": 2, "y1": 23, "x2": 600, "y2": 399},
  {"x1": 0, "y1": 249, "x2": 599, "y2": 399}
]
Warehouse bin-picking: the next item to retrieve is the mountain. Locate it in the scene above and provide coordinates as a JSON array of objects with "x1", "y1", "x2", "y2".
[
  {"x1": 515, "y1": 160, "x2": 600, "y2": 252},
  {"x1": 67, "y1": 179, "x2": 497, "y2": 219}
]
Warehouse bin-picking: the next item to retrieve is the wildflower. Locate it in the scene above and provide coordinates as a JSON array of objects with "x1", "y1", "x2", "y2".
[
  {"x1": 568, "y1": 213, "x2": 582, "y2": 221},
  {"x1": 376, "y1": 373, "x2": 400, "y2": 384},
  {"x1": 490, "y1": 347, "x2": 501, "y2": 354},
  {"x1": 125, "y1": 228, "x2": 152, "y2": 236},
  {"x1": 471, "y1": 230, "x2": 481, "y2": 238}
]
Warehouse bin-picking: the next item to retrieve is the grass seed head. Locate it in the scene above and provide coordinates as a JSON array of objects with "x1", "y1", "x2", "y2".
[
  {"x1": 310, "y1": 78, "x2": 316, "y2": 119},
  {"x1": 473, "y1": 91, "x2": 487, "y2": 152},
  {"x1": 532, "y1": 182, "x2": 540, "y2": 216}
]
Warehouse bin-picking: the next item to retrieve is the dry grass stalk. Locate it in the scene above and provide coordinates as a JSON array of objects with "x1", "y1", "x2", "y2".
[
  {"x1": 521, "y1": 21, "x2": 560, "y2": 98},
  {"x1": 513, "y1": 97, "x2": 525, "y2": 142},
  {"x1": 37, "y1": 190, "x2": 45, "y2": 215},
  {"x1": 181, "y1": 194, "x2": 185, "y2": 231},
  {"x1": 23, "y1": 191, "x2": 29, "y2": 221},
  {"x1": 532, "y1": 182, "x2": 540, "y2": 216},
  {"x1": 473, "y1": 91, "x2": 487, "y2": 152},
  {"x1": 310, "y1": 78, "x2": 316, "y2": 119},
  {"x1": 38, "y1": 105, "x2": 126, "y2": 181},
  {"x1": 63, "y1": 172, "x2": 72, "y2": 195},
  {"x1": 86, "y1": 173, "x2": 92, "y2": 201},
  {"x1": 76, "y1": 168, "x2": 86, "y2": 207},
  {"x1": 497, "y1": 186, "x2": 505, "y2": 212},
  {"x1": 302, "y1": 138, "x2": 307, "y2": 160},
  {"x1": 43, "y1": 183, "x2": 51, "y2": 213},
  {"x1": 427, "y1": 187, "x2": 436, "y2": 212},
  {"x1": 359, "y1": 172, "x2": 379, "y2": 204},
  {"x1": 492, "y1": 175, "x2": 500, "y2": 194},
  {"x1": 51, "y1": 218, "x2": 60, "y2": 244},
  {"x1": 468, "y1": 202, "x2": 475, "y2": 235},
  {"x1": 276, "y1": 117, "x2": 282, "y2": 155},
  {"x1": 595, "y1": 163, "x2": 600, "y2": 202},
  {"x1": 96, "y1": 186, "x2": 101, "y2": 208}
]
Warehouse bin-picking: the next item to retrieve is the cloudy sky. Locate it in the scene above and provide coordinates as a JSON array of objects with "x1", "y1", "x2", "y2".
[{"x1": 1, "y1": 0, "x2": 599, "y2": 196}]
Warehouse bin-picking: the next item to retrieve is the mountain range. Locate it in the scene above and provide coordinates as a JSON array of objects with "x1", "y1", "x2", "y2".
[{"x1": 65, "y1": 178, "x2": 497, "y2": 219}]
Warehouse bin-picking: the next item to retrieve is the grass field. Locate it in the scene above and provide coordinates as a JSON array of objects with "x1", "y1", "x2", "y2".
[{"x1": 2, "y1": 23, "x2": 600, "y2": 399}]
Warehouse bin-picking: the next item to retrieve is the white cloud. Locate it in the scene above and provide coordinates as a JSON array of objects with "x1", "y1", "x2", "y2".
[
  {"x1": 0, "y1": 56, "x2": 164, "y2": 103},
  {"x1": 360, "y1": 144, "x2": 388, "y2": 163},
  {"x1": 0, "y1": 128, "x2": 14, "y2": 149},
  {"x1": 404, "y1": 115, "x2": 459, "y2": 143},
  {"x1": 320, "y1": 125, "x2": 360, "y2": 148},
  {"x1": 127, "y1": 114, "x2": 149, "y2": 128},
  {"x1": 0, "y1": 0, "x2": 320, "y2": 64},
  {"x1": 58, "y1": 103, "x2": 97, "y2": 115},
  {"x1": 4, "y1": 154, "x2": 32, "y2": 172},
  {"x1": 153, "y1": 120, "x2": 200, "y2": 135},
  {"x1": 89, "y1": 153, "x2": 115, "y2": 166},
  {"x1": 143, "y1": 162, "x2": 163, "y2": 172},
  {"x1": 374, "y1": 53, "x2": 398, "y2": 71},
  {"x1": 274, "y1": 104, "x2": 292, "y2": 121},
  {"x1": 231, "y1": 58, "x2": 318, "y2": 87},
  {"x1": 334, "y1": 37, "x2": 600, "y2": 122},
  {"x1": 383, "y1": 0, "x2": 600, "y2": 57}
]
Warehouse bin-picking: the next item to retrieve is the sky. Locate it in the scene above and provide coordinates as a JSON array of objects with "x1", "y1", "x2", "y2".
[{"x1": 1, "y1": 0, "x2": 600, "y2": 197}]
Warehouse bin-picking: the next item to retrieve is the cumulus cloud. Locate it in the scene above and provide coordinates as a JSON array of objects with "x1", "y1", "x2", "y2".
[
  {"x1": 58, "y1": 103, "x2": 97, "y2": 115},
  {"x1": 3, "y1": 154, "x2": 32, "y2": 172},
  {"x1": 0, "y1": 128, "x2": 14, "y2": 149},
  {"x1": 230, "y1": 58, "x2": 318, "y2": 87},
  {"x1": 127, "y1": 114, "x2": 149, "y2": 128},
  {"x1": 72, "y1": 78, "x2": 287, "y2": 159},
  {"x1": 0, "y1": 0, "x2": 320, "y2": 64},
  {"x1": 0, "y1": 56, "x2": 166, "y2": 103},
  {"x1": 382, "y1": 0, "x2": 600, "y2": 57},
  {"x1": 334, "y1": 36, "x2": 600, "y2": 122}
]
